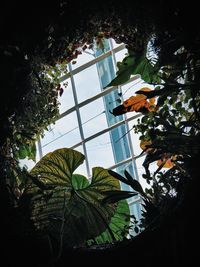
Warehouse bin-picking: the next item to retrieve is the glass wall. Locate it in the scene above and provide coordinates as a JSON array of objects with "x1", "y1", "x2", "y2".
[{"x1": 22, "y1": 38, "x2": 149, "y2": 228}]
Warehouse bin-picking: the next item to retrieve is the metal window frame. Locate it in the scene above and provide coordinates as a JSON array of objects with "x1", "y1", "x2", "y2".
[
  {"x1": 68, "y1": 62, "x2": 91, "y2": 177},
  {"x1": 109, "y1": 38, "x2": 140, "y2": 181},
  {"x1": 59, "y1": 43, "x2": 126, "y2": 83},
  {"x1": 39, "y1": 39, "x2": 144, "y2": 178},
  {"x1": 70, "y1": 113, "x2": 142, "y2": 149},
  {"x1": 59, "y1": 74, "x2": 141, "y2": 120}
]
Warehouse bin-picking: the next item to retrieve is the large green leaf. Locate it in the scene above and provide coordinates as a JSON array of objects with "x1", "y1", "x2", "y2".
[
  {"x1": 88, "y1": 199, "x2": 130, "y2": 245},
  {"x1": 104, "y1": 52, "x2": 160, "y2": 88},
  {"x1": 24, "y1": 148, "x2": 121, "y2": 247},
  {"x1": 104, "y1": 54, "x2": 137, "y2": 87},
  {"x1": 30, "y1": 148, "x2": 85, "y2": 187},
  {"x1": 136, "y1": 57, "x2": 160, "y2": 84}
]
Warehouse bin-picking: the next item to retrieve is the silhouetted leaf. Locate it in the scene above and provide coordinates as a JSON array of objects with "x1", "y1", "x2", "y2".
[
  {"x1": 59, "y1": 88, "x2": 64, "y2": 96},
  {"x1": 102, "y1": 190, "x2": 138, "y2": 204},
  {"x1": 124, "y1": 170, "x2": 144, "y2": 195},
  {"x1": 157, "y1": 94, "x2": 168, "y2": 107},
  {"x1": 134, "y1": 226, "x2": 139, "y2": 234},
  {"x1": 108, "y1": 170, "x2": 131, "y2": 186}
]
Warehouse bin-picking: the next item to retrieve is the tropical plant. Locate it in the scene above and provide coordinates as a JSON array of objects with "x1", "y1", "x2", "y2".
[
  {"x1": 107, "y1": 170, "x2": 160, "y2": 229},
  {"x1": 104, "y1": 46, "x2": 160, "y2": 88},
  {"x1": 104, "y1": 34, "x2": 200, "y2": 230},
  {"x1": 111, "y1": 87, "x2": 156, "y2": 116},
  {"x1": 20, "y1": 148, "x2": 131, "y2": 256}
]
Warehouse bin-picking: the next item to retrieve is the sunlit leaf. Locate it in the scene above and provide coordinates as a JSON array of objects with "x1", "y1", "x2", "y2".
[
  {"x1": 124, "y1": 170, "x2": 144, "y2": 195},
  {"x1": 112, "y1": 87, "x2": 156, "y2": 116},
  {"x1": 140, "y1": 139, "x2": 154, "y2": 153},
  {"x1": 28, "y1": 142, "x2": 36, "y2": 161},
  {"x1": 104, "y1": 54, "x2": 137, "y2": 87},
  {"x1": 89, "y1": 200, "x2": 130, "y2": 244},
  {"x1": 104, "y1": 53, "x2": 160, "y2": 88},
  {"x1": 23, "y1": 148, "x2": 123, "y2": 247}
]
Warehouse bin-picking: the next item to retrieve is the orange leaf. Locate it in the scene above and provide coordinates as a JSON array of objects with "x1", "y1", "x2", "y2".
[
  {"x1": 157, "y1": 158, "x2": 174, "y2": 168},
  {"x1": 140, "y1": 139, "x2": 155, "y2": 153},
  {"x1": 123, "y1": 87, "x2": 156, "y2": 113},
  {"x1": 157, "y1": 155, "x2": 177, "y2": 168},
  {"x1": 149, "y1": 97, "x2": 155, "y2": 106},
  {"x1": 123, "y1": 95, "x2": 147, "y2": 112}
]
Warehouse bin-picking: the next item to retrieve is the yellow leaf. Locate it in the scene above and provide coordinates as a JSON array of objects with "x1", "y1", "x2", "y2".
[{"x1": 140, "y1": 139, "x2": 154, "y2": 153}]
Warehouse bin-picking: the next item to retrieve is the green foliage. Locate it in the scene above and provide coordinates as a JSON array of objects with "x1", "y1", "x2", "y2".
[
  {"x1": 108, "y1": 170, "x2": 144, "y2": 196},
  {"x1": 104, "y1": 49, "x2": 160, "y2": 88},
  {"x1": 88, "y1": 200, "x2": 130, "y2": 245},
  {"x1": 14, "y1": 142, "x2": 36, "y2": 161},
  {"x1": 9, "y1": 67, "x2": 60, "y2": 163},
  {"x1": 21, "y1": 148, "x2": 130, "y2": 248},
  {"x1": 107, "y1": 35, "x2": 200, "y2": 230}
]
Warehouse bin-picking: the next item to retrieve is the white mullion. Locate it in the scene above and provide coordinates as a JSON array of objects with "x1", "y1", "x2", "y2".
[
  {"x1": 59, "y1": 74, "x2": 141, "y2": 120},
  {"x1": 70, "y1": 113, "x2": 142, "y2": 149},
  {"x1": 41, "y1": 112, "x2": 142, "y2": 152},
  {"x1": 68, "y1": 63, "x2": 91, "y2": 177},
  {"x1": 124, "y1": 113, "x2": 140, "y2": 180},
  {"x1": 128, "y1": 197, "x2": 141, "y2": 205},
  {"x1": 59, "y1": 43, "x2": 126, "y2": 82},
  {"x1": 108, "y1": 153, "x2": 145, "y2": 171},
  {"x1": 37, "y1": 138, "x2": 43, "y2": 159},
  {"x1": 111, "y1": 38, "x2": 140, "y2": 181}
]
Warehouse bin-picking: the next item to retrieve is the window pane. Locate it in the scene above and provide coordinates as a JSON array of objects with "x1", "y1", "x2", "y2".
[
  {"x1": 129, "y1": 202, "x2": 142, "y2": 222},
  {"x1": 86, "y1": 132, "x2": 115, "y2": 169},
  {"x1": 128, "y1": 119, "x2": 142, "y2": 157},
  {"x1": 121, "y1": 78, "x2": 143, "y2": 100},
  {"x1": 112, "y1": 161, "x2": 138, "y2": 192},
  {"x1": 19, "y1": 159, "x2": 35, "y2": 170},
  {"x1": 135, "y1": 156, "x2": 153, "y2": 190},
  {"x1": 73, "y1": 145, "x2": 88, "y2": 177},
  {"x1": 40, "y1": 112, "x2": 81, "y2": 155},
  {"x1": 80, "y1": 98, "x2": 108, "y2": 138},
  {"x1": 58, "y1": 79, "x2": 75, "y2": 114},
  {"x1": 94, "y1": 38, "x2": 111, "y2": 57},
  {"x1": 110, "y1": 38, "x2": 123, "y2": 49},
  {"x1": 115, "y1": 48, "x2": 128, "y2": 63},
  {"x1": 107, "y1": 122, "x2": 133, "y2": 164},
  {"x1": 103, "y1": 89, "x2": 125, "y2": 126},
  {"x1": 74, "y1": 64, "x2": 101, "y2": 103},
  {"x1": 97, "y1": 55, "x2": 115, "y2": 88}
]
